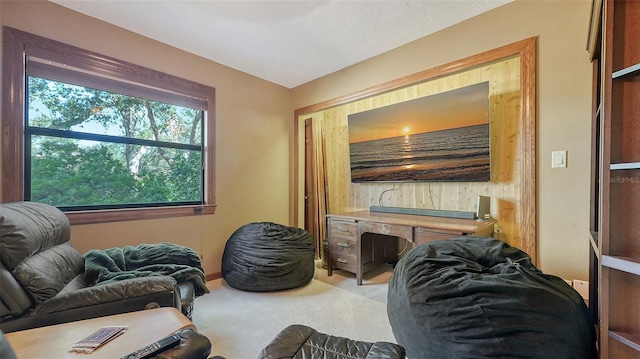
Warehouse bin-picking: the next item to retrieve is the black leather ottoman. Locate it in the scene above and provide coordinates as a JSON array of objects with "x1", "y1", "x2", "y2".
[
  {"x1": 152, "y1": 329, "x2": 212, "y2": 359},
  {"x1": 258, "y1": 324, "x2": 405, "y2": 359},
  {"x1": 1, "y1": 328, "x2": 212, "y2": 359}
]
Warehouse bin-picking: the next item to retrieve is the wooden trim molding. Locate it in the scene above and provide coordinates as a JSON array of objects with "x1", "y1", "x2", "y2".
[
  {"x1": 2, "y1": 26, "x2": 25, "y2": 201},
  {"x1": 292, "y1": 37, "x2": 538, "y2": 263},
  {"x1": 518, "y1": 38, "x2": 537, "y2": 261},
  {"x1": 587, "y1": 0, "x2": 603, "y2": 60}
]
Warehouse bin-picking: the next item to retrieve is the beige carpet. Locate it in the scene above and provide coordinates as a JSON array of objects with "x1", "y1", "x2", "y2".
[{"x1": 192, "y1": 261, "x2": 397, "y2": 359}]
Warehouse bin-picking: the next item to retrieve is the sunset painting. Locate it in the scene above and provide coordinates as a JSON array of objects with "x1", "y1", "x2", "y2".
[{"x1": 347, "y1": 81, "x2": 490, "y2": 182}]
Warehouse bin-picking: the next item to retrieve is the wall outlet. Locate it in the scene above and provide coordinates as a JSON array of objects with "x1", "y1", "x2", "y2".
[{"x1": 572, "y1": 280, "x2": 589, "y2": 301}]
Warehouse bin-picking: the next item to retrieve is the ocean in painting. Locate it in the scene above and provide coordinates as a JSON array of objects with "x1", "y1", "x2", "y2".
[{"x1": 349, "y1": 124, "x2": 490, "y2": 182}]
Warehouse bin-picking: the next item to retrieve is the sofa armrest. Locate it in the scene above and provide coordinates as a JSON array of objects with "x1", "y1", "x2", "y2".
[
  {"x1": 366, "y1": 342, "x2": 406, "y2": 359},
  {"x1": 30, "y1": 276, "x2": 178, "y2": 316},
  {"x1": 154, "y1": 329, "x2": 212, "y2": 359},
  {"x1": 258, "y1": 324, "x2": 405, "y2": 359},
  {"x1": 258, "y1": 324, "x2": 315, "y2": 358}
]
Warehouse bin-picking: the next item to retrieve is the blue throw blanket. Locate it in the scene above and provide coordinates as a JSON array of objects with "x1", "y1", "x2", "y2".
[{"x1": 84, "y1": 243, "x2": 209, "y2": 296}]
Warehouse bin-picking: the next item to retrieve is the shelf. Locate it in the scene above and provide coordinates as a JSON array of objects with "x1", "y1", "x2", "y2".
[
  {"x1": 611, "y1": 162, "x2": 640, "y2": 171},
  {"x1": 609, "y1": 331, "x2": 640, "y2": 352},
  {"x1": 592, "y1": 1, "x2": 640, "y2": 356},
  {"x1": 612, "y1": 63, "x2": 640, "y2": 79},
  {"x1": 602, "y1": 255, "x2": 640, "y2": 276}
]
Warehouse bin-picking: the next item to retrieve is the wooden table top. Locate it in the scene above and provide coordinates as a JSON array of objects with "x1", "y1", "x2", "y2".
[
  {"x1": 328, "y1": 210, "x2": 495, "y2": 232},
  {"x1": 4, "y1": 307, "x2": 195, "y2": 359}
]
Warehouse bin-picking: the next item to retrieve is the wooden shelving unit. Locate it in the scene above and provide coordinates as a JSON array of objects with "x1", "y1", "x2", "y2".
[{"x1": 588, "y1": 0, "x2": 640, "y2": 357}]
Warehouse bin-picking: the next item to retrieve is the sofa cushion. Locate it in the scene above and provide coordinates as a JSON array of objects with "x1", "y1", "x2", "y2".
[
  {"x1": 0, "y1": 202, "x2": 71, "y2": 270},
  {"x1": 13, "y1": 243, "x2": 84, "y2": 304}
]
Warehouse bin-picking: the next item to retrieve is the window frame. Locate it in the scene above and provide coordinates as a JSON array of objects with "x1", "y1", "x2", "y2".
[{"x1": 2, "y1": 27, "x2": 216, "y2": 224}]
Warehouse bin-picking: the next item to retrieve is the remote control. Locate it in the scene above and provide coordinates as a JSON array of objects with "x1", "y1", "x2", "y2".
[{"x1": 120, "y1": 333, "x2": 181, "y2": 359}]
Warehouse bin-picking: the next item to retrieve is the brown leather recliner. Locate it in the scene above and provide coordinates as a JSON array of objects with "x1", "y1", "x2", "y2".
[{"x1": 0, "y1": 201, "x2": 196, "y2": 333}]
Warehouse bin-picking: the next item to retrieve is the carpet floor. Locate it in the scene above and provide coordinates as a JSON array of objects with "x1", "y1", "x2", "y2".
[{"x1": 192, "y1": 261, "x2": 397, "y2": 359}]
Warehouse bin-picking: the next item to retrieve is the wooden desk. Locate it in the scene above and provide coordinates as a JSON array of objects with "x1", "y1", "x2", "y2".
[
  {"x1": 4, "y1": 307, "x2": 195, "y2": 359},
  {"x1": 327, "y1": 210, "x2": 495, "y2": 285}
]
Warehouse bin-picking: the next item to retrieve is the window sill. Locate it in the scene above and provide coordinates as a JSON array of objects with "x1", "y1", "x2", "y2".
[{"x1": 65, "y1": 204, "x2": 216, "y2": 225}]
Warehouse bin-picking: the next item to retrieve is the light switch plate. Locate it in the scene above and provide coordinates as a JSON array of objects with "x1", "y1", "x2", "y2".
[{"x1": 552, "y1": 150, "x2": 567, "y2": 168}]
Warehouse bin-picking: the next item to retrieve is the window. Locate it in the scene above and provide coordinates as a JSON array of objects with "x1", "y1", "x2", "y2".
[
  {"x1": 26, "y1": 70, "x2": 204, "y2": 210},
  {"x1": 2, "y1": 27, "x2": 216, "y2": 223}
]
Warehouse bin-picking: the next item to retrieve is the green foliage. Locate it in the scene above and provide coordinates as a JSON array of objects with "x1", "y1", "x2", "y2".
[
  {"x1": 27, "y1": 77, "x2": 203, "y2": 207},
  {"x1": 31, "y1": 140, "x2": 139, "y2": 206}
]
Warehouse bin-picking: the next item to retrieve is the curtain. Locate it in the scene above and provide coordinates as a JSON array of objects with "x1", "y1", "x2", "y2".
[{"x1": 311, "y1": 119, "x2": 329, "y2": 258}]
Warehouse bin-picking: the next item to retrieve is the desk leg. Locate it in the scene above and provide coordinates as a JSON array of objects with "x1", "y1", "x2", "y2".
[
  {"x1": 327, "y1": 244, "x2": 332, "y2": 277},
  {"x1": 356, "y1": 233, "x2": 363, "y2": 286}
]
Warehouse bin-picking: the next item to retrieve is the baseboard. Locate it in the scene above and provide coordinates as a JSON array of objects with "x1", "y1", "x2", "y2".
[{"x1": 206, "y1": 272, "x2": 222, "y2": 282}]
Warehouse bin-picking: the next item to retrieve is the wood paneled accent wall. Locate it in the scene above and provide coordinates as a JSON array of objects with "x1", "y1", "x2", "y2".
[{"x1": 295, "y1": 37, "x2": 536, "y2": 262}]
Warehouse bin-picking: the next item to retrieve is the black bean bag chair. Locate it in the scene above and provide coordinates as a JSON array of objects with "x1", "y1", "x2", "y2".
[
  {"x1": 387, "y1": 237, "x2": 597, "y2": 359},
  {"x1": 222, "y1": 222, "x2": 315, "y2": 292}
]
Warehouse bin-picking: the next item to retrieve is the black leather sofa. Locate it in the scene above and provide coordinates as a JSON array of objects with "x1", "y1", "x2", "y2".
[{"x1": 0, "y1": 201, "x2": 196, "y2": 333}]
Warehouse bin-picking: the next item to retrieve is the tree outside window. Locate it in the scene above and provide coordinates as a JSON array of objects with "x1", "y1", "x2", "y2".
[{"x1": 27, "y1": 77, "x2": 203, "y2": 210}]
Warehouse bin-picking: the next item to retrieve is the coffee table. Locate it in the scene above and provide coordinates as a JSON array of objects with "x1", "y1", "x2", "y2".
[{"x1": 4, "y1": 307, "x2": 195, "y2": 359}]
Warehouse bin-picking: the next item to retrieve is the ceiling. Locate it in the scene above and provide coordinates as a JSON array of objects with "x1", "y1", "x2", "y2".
[{"x1": 51, "y1": 0, "x2": 512, "y2": 89}]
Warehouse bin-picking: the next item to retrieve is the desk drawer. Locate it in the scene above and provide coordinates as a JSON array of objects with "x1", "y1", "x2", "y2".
[
  {"x1": 329, "y1": 220, "x2": 358, "y2": 239},
  {"x1": 331, "y1": 253, "x2": 358, "y2": 273},
  {"x1": 329, "y1": 237, "x2": 356, "y2": 255},
  {"x1": 359, "y1": 221, "x2": 412, "y2": 240},
  {"x1": 414, "y1": 228, "x2": 462, "y2": 245}
]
